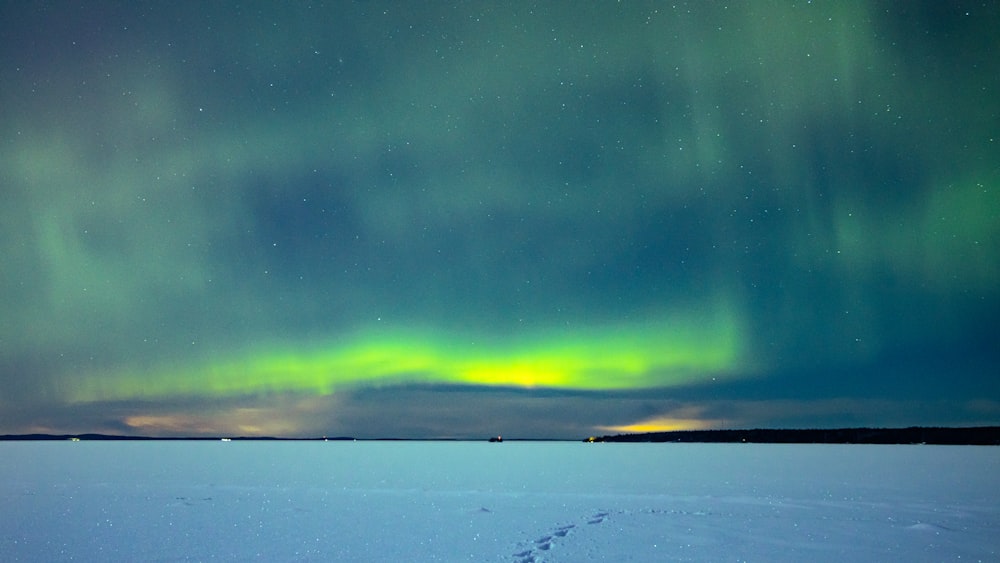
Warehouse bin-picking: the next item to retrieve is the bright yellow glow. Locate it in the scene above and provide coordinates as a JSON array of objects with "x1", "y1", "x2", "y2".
[
  {"x1": 597, "y1": 416, "x2": 718, "y2": 433},
  {"x1": 67, "y1": 306, "x2": 752, "y2": 403},
  {"x1": 596, "y1": 404, "x2": 723, "y2": 433}
]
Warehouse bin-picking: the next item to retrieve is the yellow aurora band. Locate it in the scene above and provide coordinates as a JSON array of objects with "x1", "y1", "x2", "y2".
[{"x1": 69, "y1": 309, "x2": 749, "y2": 403}]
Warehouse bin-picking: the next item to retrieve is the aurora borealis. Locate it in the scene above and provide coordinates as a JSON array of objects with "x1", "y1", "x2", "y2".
[{"x1": 1, "y1": 1, "x2": 998, "y2": 438}]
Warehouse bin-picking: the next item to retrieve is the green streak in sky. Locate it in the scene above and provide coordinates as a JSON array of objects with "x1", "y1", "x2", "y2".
[
  {"x1": 67, "y1": 306, "x2": 747, "y2": 403},
  {"x1": 830, "y1": 170, "x2": 1000, "y2": 292}
]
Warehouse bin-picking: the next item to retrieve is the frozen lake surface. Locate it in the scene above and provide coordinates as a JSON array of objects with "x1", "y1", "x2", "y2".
[{"x1": 2, "y1": 441, "x2": 998, "y2": 561}]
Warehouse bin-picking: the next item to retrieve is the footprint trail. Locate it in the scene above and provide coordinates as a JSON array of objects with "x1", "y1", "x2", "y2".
[{"x1": 513, "y1": 511, "x2": 611, "y2": 562}]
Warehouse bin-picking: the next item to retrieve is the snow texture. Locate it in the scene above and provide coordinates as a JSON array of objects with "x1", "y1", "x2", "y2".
[{"x1": 2, "y1": 441, "x2": 998, "y2": 561}]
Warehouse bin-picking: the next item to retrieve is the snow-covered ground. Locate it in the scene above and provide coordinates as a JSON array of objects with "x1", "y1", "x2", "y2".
[{"x1": 2, "y1": 441, "x2": 997, "y2": 561}]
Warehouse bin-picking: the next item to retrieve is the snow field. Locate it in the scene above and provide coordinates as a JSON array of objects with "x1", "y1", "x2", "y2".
[{"x1": 2, "y1": 441, "x2": 997, "y2": 561}]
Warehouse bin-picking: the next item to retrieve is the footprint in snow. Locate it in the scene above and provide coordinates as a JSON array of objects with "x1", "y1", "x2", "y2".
[
  {"x1": 906, "y1": 522, "x2": 952, "y2": 533},
  {"x1": 587, "y1": 511, "x2": 609, "y2": 525},
  {"x1": 513, "y1": 512, "x2": 608, "y2": 562}
]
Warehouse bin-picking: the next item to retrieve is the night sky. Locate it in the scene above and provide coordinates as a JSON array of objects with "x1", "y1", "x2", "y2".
[{"x1": 2, "y1": 2, "x2": 998, "y2": 438}]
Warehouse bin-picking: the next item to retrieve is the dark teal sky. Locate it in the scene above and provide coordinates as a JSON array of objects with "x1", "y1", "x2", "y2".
[{"x1": 1, "y1": 1, "x2": 998, "y2": 438}]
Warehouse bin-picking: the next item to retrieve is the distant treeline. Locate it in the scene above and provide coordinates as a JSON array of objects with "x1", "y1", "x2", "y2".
[
  {"x1": 588, "y1": 426, "x2": 1000, "y2": 445},
  {"x1": 0, "y1": 434, "x2": 358, "y2": 441},
  {"x1": 4, "y1": 427, "x2": 999, "y2": 444}
]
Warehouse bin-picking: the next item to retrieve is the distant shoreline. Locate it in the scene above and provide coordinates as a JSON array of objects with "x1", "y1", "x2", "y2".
[
  {"x1": 1, "y1": 426, "x2": 999, "y2": 444},
  {"x1": 0, "y1": 434, "x2": 562, "y2": 443},
  {"x1": 586, "y1": 426, "x2": 1000, "y2": 445}
]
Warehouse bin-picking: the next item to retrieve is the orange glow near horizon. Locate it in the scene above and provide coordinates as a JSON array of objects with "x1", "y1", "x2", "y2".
[
  {"x1": 597, "y1": 416, "x2": 720, "y2": 434},
  {"x1": 123, "y1": 407, "x2": 309, "y2": 437}
]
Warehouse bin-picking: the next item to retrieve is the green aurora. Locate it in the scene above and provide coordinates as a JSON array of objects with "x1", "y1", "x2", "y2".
[
  {"x1": 1, "y1": 1, "x2": 998, "y2": 438},
  {"x1": 67, "y1": 306, "x2": 746, "y2": 403}
]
